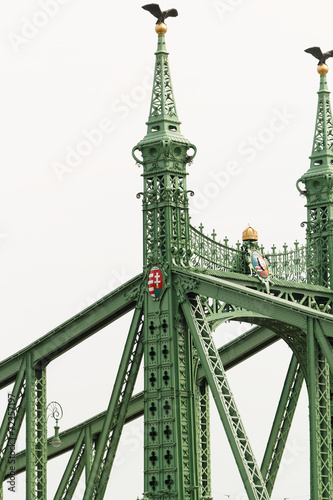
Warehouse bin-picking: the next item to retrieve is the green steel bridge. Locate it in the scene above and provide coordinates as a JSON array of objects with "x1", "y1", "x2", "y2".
[{"x1": 0, "y1": 10, "x2": 333, "y2": 500}]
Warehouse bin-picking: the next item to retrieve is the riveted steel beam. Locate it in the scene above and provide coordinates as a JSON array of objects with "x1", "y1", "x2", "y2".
[
  {"x1": 6, "y1": 325, "x2": 277, "y2": 481},
  {"x1": 0, "y1": 274, "x2": 142, "y2": 390},
  {"x1": 173, "y1": 268, "x2": 333, "y2": 336},
  {"x1": 53, "y1": 429, "x2": 85, "y2": 500},
  {"x1": 260, "y1": 355, "x2": 304, "y2": 495},
  {"x1": 83, "y1": 306, "x2": 144, "y2": 499},
  {"x1": 182, "y1": 293, "x2": 269, "y2": 500}
]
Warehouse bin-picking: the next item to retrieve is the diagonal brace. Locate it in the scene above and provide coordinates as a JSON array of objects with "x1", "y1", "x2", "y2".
[
  {"x1": 83, "y1": 304, "x2": 144, "y2": 500},
  {"x1": 182, "y1": 293, "x2": 269, "y2": 500},
  {"x1": 54, "y1": 429, "x2": 85, "y2": 500},
  {"x1": 260, "y1": 354, "x2": 304, "y2": 495}
]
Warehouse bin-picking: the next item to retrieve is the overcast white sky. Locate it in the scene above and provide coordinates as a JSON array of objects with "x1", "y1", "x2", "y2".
[{"x1": 1, "y1": 0, "x2": 332, "y2": 498}]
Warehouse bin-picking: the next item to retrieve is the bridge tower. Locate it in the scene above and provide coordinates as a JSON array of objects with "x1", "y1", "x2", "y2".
[
  {"x1": 1, "y1": 9, "x2": 333, "y2": 500},
  {"x1": 132, "y1": 22, "x2": 202, "y2": 500},
  {"x1": 297, "y1": 60, "x2": 333, "y2": 500}
]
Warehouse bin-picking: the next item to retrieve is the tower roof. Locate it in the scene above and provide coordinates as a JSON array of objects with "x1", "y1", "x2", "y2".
[
  {"x1": 137, "y1": 30, "x2": 191, "y2": 147},
  {"x1": 307, "y1": 66, "x2": 333, "y2": 175}
]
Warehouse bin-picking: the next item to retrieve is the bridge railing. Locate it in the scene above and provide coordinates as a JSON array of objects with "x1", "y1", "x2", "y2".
[
  {"x1": 189, "y1": 225, "x2": 307, "y2": 283},
  {"x1": 189, "y1": 225, "x2": 243, "y2": 272}
]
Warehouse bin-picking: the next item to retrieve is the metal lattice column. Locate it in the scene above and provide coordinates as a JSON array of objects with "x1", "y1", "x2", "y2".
[
  {"x1": 307, "y1": 318, "x2": 333, "y2": 500},
  {"x1": 143, "y1": 291, "x2": 200, "y2": 500},
  {"x1": 26, "y1": 354, "x2": 47, "y2": 499},
  {"x1": 0, "y1": 359, "x2": 26, "y2": 488},
  {"x1": 196, "y1": 380, "x2": 212, "y2": 500}
]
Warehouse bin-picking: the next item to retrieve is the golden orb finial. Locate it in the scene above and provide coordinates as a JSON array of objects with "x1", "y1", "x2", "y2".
[
  {"x1": 317, "y1": 63, "x2": 329, "y2": 75},
  {"x1": 155, "y1": 23, "x2": 167, "y2": 34},
  {"x1": 242, "y1": 225, "x2": 258, "y2": 242}
]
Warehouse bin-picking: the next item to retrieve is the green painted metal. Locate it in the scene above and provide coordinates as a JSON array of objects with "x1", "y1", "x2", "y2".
[
  {"x1": 2, "y1": 14, "x2": 333, "y2": 500},
  {"x1": 83, "y1": 305, "x2": 144, "y2": 499},
  {"x1": 307, "y1": 319, "x2": 332, "y2": 500},
  {"x1": 26, "y1": 354, "x2": 48, "y2": 499},
  {"x1": 0, "y1": 358, "x2": 26, "y2": 485},
  {"x1": 189, "y1": 225, "x2": 308, "y2": 283},
  {"x1": 53, "y1": 430, "x2": 85, "y2": 500},
  {"x1": 84, "y1": 426, "x2": 93, "y2": 485},
  {"x1": 182, "y1": 293, "x2": 269, "y2": 500},
  {"x1": 141, "y1": 292, "x2": 200, "y2": 500},
  {"x1": 133, "y1": 31, "x2": 201, "y2": 500},
  {"x1": 297, "y1": 73, "x2": 333, "y2": 288},
  {"x1": 196, "y1": 381, "x2": 212, "y2": 500},
  {"x1": 0, "y1": 273, "x2": 142, "y2": 391},
  {"x1": 260, "y1": 355, "x2": 304, "y2": 495},
  {"x1": 173, "y1": 267, "x2": 333, "y2": 337},
  {"x1": 298, "y1": 68, "x2": 333, "y2": 499},
  {"x1": 8, "y1": 325, "x2": 278, "y2": 484}
]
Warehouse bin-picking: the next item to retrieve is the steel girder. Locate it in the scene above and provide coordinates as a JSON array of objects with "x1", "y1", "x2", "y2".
[
  {"x1": 174, "y1": 268, "x2": 333, "y2": 499},
  {"x1": 2, "y1": 267, "x2": 332, "y2": 497},
  {"x1": 182, "y1": 293, "x2": 270, "y2": 500},
  {"x1": 173, "y1": 268, "x2": 333, "y2": 336},
  {"x1": 26, "y1": 353, "x2": 47, "y2": 499},
  {"x1": 0, "y1": 359, "x2": 26, "y2": 486},
  {"x1": 83, "y1": 305, "x2": 144, "y2": 499},
  {"x1": 6, "y1": 325, "x2": 277, "y2": 482},
  {"x1": 260, "y1": 355, "x2": 304, "y2": 495},
  {"x1": 308, "y1": 318, "x2": 333, "y2": 500},
  {"x1": 0, "y1": 274, "x2": 142, "y2": 390},
  {"x1": 53, "y1": 429, "x2": 86, "y2": 499},
  {"x1": 196, "y1": 380, "x2": 212, "y2": 499}
]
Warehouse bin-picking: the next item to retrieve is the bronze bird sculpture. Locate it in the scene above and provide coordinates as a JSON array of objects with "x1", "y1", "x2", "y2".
[
  {"x1": 305, "y1": 46, "x2": 333, "y2": 65},
  {"x1": 142, "y1": 3, "x2": 178, "y2": 24}
]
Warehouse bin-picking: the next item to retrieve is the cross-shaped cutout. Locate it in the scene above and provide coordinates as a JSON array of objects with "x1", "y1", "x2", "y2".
[
  {"x1": 162, "y1": 345, "x2": 169, "y2": 359},
  {"x1": 149, "y1": 402, "x2": 157, "y2": 416},
  {"x1": 162, "y1": 319, "x2": 168, "y2": 332},
  {"x1": 164, "y1": 449, "x2": 172, "y2": 464},
  {"x1": 164, "y1": 425, "x2": 171, "y2": 440},
  {"x1": 165, "y1": 474, "x2": 173, "y2": 490},
  {"x1": 163, "y1": 371, "x2": 169, "y2": 385},
  {"x1": 149, "y1": 346, "x2": 156, "y2": 360},
  {"x1": 149, "y1": 476, "x2": 158, "y2": 491},
  {"x1": 149, "y1": 427, "x2": 157, "y2": 441},
  {"x1": 149, "y1": 451, "x2": 158, "y2": 466},
  {"x1": 149, "y1": 373, "x2": 157, "y2": 386},
  {"x1": 149, "y1": 322, "x2": 155, "y2": 335},
  {"x1": 163, "y1": 401, "x2": 171, "y2": 415}
]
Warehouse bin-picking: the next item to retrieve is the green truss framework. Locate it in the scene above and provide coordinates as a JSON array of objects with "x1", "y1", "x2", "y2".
[{"x1": 1, "y1": 22, "x2": 333, "y2": 500}]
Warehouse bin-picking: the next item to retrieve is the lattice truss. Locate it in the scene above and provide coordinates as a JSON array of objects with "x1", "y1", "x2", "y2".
[
  {"x1": 0, "y1": 260, "x2": 333, "y2": 499},
  {"x1": 2, "y1": 26, "x2": 333, "y2": 500},
  {"x1": 312, "y1": 96, "x2": 333, "y2": 152},
  {"x1": 149, "y1": 58, "x2": 177, "y2": 119}
]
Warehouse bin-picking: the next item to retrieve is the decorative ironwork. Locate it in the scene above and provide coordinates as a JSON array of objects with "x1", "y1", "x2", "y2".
[
  {"x1": 260, "y1": 356, "x2": 304, "y2": 495},
  {"x1": 182, "y1": 293, "x2": 269, "y2": 500},
  {"x1": 312, "y1": 91, "x2": 333, "y2": 153},
  {"x1": 189, "y1": 224, "x2": 308, "y2": 282},
  {"x1": 196, "y1": 381, "x2": 212, "y2": 500}
]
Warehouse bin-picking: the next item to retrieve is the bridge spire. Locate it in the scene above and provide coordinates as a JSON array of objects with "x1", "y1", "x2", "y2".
[
  {"x1": 146, "y1": 30, "x2": 182, "y2": 137},
  {"x1": 297, "y1": 58, "x2": 333, "y2": 500},
  {"x1": 309, "y1": 64, "x2": 333, "y2": 171},
  {"x1": 133, "y1": 18, "x2": 196, "y2": 269},
  {"x1": 132, "y1": 14, "x2": 206, "y2": 500},
  {"x1": 297, "y1": 61, "x2": 333, "y2": 288}
]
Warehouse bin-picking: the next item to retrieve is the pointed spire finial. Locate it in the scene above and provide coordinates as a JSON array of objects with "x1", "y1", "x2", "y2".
[{"x1": 300, "y1": 45, "x2": 333, "y2": 173}]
